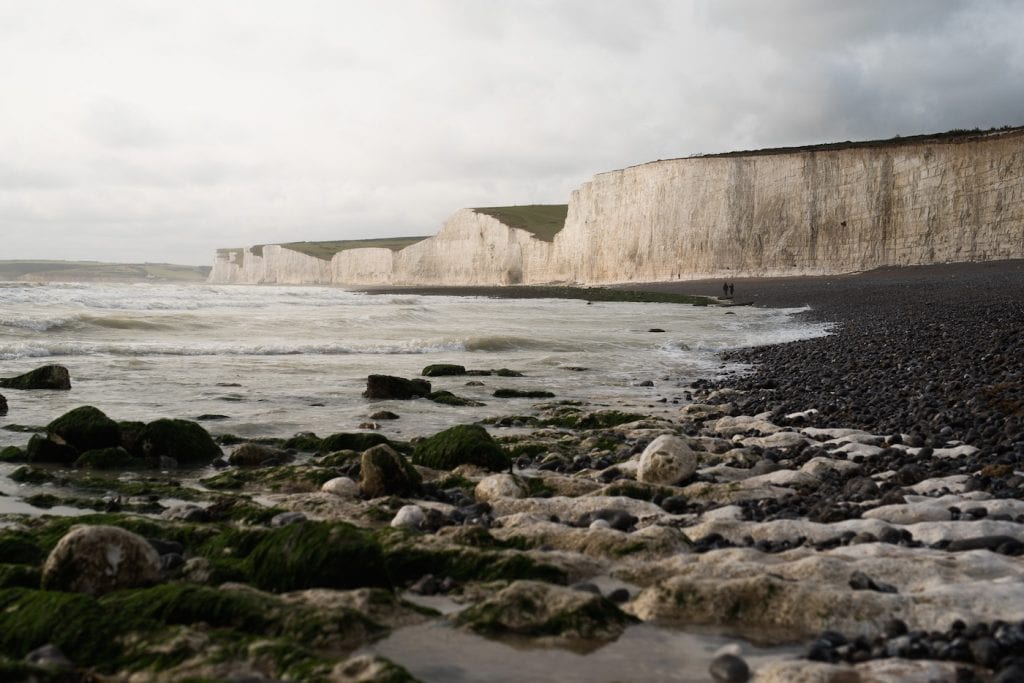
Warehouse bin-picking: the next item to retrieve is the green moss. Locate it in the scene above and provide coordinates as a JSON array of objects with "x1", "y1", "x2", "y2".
[
  {"x1": 493, "y1": 389, "x2": 555, "y2": 399},
  {"x1": 361, "y1": 445, "x2": 422, "y2": 498},
  {"x1": 321, "y1": 432, "x2": 390, "y2": 453},
  {"x1": 7, "y1": 465, "x2": 53, "y2": 483},
  {"x1": 494, "y1": 368, "x2": 525, "y2": 377},
  {"x1": 47, "y1": 405, "x2": 121, "y2": 452},
  {"x1": 432, "y1": 473, "x2": 475, "y2": 491},
  {"x1": 200, "y1": 465, "x2": 339, "y2": 493},
  {"x1": 380, "y1": 534, "x2": 566, "y2": 585},
  {"x1": 283, "y1": 432, "x2": 323, "y2": 451},
  {"x1": 0, "y1": 588, "x2": 121, "y2": 663},
  {"x1": 473, "y1": 205, "x2": 568, "y2": 242},
  {"x1": 422, "y1": 363, "x2": 466, "y2": 377},
  {"x1": 0, "y1": 530, "x2": 46, "y2": 565},
  {"x1": 0, "y1": 445, "x2": 26, "y2": 462},
  {"x1": 313, "y1": 449, "x2": 361, "y2": 467},
  {"x1": 246, "y1": 521, "x2": 391, "y2": 592},
  {"x1": 0, "y1": 365, "x2": 70, "y2": 390},
  {"x1": 133, "y1": 418, "x2": 222, "y2": 465},
  {"x1": 280, "y1": 236, "x2": 428, "y2": 260},
  {"x1": 411, "y1": 424, "x2": 510, "y2": 472},
  {"x1": 0, "y1": 564, "x2": 41, "y2": 588},
  {"x1": 74, "y1": 446, "x2": 135, "y2": 469},
  {"x1": 541, "y1": 410, "x2": 646, "y2": 430},
  {"x1": 428, "y1": 391, "x2": 485, "y2": 407}
]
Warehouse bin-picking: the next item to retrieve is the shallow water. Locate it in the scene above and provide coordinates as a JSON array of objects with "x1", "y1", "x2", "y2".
[
  {"x1": 361, "y1": 621, "x2": 801, "y2": 683},
  {"x1": 0, "y1": 282, "x2": 830, "y2": 450}
]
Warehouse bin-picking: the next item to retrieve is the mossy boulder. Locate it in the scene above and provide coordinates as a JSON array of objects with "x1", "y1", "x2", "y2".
[
  {"x1": 412, "y1": 424, "x2": 510, "y2": 472},
  {"x1": 0, "y1": 364, "x2": 71, "y2": 390},
  {"x1": 283, "y1": 431, "x2": 323, "y2": 451},
  {"x1": 25, "y1": 434, "x2": 77, "y2": 465},
  {"x1": 7, "y1": 465, "x2": 53, "y2": 483},
  {"x1": 321, "y1": 432, "x2": 391, "y2": 453},
  {"x1": 363, "y1": 375, "x2": 431, "y2": 400},
  {"x1": 131, "y1": 418, "x2": 221, "y2": 465},
  {"x1": 0, "y1": 530, "x2": 46, "y2": 564},
  {"x1": 47, "y1": 406, "x2": 122, "y2": 452},
  {"x1": 428, "y1": 390, "x2": 485, "y2": 407},
  {"x1": 360, "y1": 444, "x2": 421, "y2": 498},
  {"x1": 0, "y1": 564, "x2": 40, "y2": 589},
  {"x1": 0, "y1": 588, "x2": 118, "y2": 664},
  {"x1": 422, "y1": 364, "x2": 466, "y2": 377},
  {"x1": 495, "y1": 368, "x2": 524, "y2": 377},
  {"x1": 454, "y1": 580, "x2": 635, "y2": 643},
  {"x1": 228, "y1": 442, "x2": 294, "y2": 467},
  {"x1": 0, "y1": 445, "x2": 25, "y2": 462},
  {"x1": 246, "y1": 521, "x2": 391, "y2": 592},
  {"x1": 74, "y1": 446, "x2": 135, "y2": 469}
]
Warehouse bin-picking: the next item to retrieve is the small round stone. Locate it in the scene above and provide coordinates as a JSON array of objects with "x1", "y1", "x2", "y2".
[{"x1": 708, "y1": 653, "x2": 751, "y2": 683}]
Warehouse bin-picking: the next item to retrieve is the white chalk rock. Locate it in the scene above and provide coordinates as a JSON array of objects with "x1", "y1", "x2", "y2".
[
  {"x1": 390, "y1": 504, "x2": 425, "y2": 529},
  {"x1": 321, "y1": 476, "x2": 360, "y2": 498},
  {"x1": 475, "y1": 473, "x2": 528, "y2": 502},
  {"x1": 637, "y1": 434, "x2": 697, "y2": 485},
  {"x1": 741, "y1": 431, "x2": 809, "y2": 450},
  {"x1": 829, "y1": 442, "x2": 884, "y2": 458},
  {"x1": 800, "y1": 456, "x2": 861, "y2": 478},
  {"x1": 712, "y1": 415, "x2": 782, "y2": 437}
]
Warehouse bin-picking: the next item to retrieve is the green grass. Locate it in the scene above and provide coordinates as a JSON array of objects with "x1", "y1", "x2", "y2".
[
  {"x1": 0, "y1": 260, "x2": 210, "y2": 282},
  {"x1": 277, "y1": 237, "x2": 428, "y2": 260},
  {"x1": 473, "y1": 205, "x2": 569, "y2": 242}
]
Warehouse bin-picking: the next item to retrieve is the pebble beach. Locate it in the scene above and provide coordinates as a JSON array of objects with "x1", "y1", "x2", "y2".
[{"x1": 1, "y1": 260, "x2": 1023, "y2": 682}]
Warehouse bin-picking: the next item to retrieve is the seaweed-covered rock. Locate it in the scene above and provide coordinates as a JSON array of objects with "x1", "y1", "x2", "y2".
[
  {"x1": 637, "y1": 434, "x2": 698, "y2": 485},
  {"x1": 41, "y1": 525, "x2": 161, "y2": 596},
  {"x1": 494, "y1": 388, "x2": 555, "y2": 399},
  {"x1": 422, "y1": 363, "x2": 467, "y2": 377},
  {"x1": 74, "y1": 446, "x2": 135, "y2": 469},
  {"x1": 363, "y1": 375, "x2": 431, "y2": 400},
  {"x1": 47, "y1": 406, "x2": 122, "y2": 452},
  {"x1": 454, "y1": 580, "x2": 635, "y2": 643},
  {"x1": 246, "y1": 521, "x2": 391, "y2": 592},
  {"x1": 330, "y1": 654, "x2": 419, "y2": 683},
  {"x1": 0, "y1": 364, "x2": 71, "y2": 390},
  {"x1": 0, "y1": 445, "x2": 26, "y2": 462},
  {"x1": 412, "y1": 424, "x2": 510, "y2": 472},
  {"x1": 428, "y1": 390, "x2": 485, "y2": 407},
  {"x1": 321, "y1": 432, "x2": 391, "y2": 453},
  {"x1": 360, "y1": 444, "x2": 421, "y2": 498},
  {"x1": 25, "y1": 433, "x2": 78, "y2": 465},
  {"x1": 283, "y1": 431, "x2": 323, "y2": 451},
  {"x1": 228, "y1": 442, "x2": 294, "y2": 467},
  {"x1": 132, "y1": 418, "x2": 222, "y2": 466}
]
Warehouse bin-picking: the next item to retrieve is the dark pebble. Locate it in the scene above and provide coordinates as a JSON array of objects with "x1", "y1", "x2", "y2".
[{"x1": 708, "y1": 653, "x2": 750, "y2": 683}]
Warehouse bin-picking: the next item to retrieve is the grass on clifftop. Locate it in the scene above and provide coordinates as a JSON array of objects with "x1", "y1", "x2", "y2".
[
  {"x1": 278, "y1": 237, "x2": 429, "y2": 261},
  {"x1": 0, "y1": 261, "x2": 210, "y2": 283},
  {"x1": 473, "y1": 205, "x2": 569, "y2": 242}
]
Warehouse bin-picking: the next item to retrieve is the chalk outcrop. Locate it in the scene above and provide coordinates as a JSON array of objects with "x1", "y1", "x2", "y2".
[{"x1": 209, "y1": 130, "x2": 1024, "y2": 286}]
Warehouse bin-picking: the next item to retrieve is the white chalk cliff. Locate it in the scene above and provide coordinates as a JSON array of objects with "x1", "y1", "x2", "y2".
[{"x1": 209, "y1": 130, "x2": 1024, "y2": 286}]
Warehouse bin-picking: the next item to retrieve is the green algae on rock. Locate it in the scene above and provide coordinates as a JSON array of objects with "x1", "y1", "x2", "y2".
[
  {"x1": 411, "y1": 424, "x2": 510, "y2": 472},
  {"x1": 421, "y1": 363, "x2": 467, "y2": 377},
  {"x1": 361, "y1": 444, "x2": 422, "y2": 498},
  {"x1": 132, "y1": 418, "x2": 222, "y2": 465},
  {"x1": 454, "y1": 580, "x2": 635, "y2": 643},
  {"x1": 0, "y1": 364, "x2": 71, "y2": 390},
  {"x1": 321, "y1": 431, "x2": 392, "y2": 453},
  {"x1": 74, "y1": 446, "x2": 135, "y2": 469},
  {"x1": 47, "y1": 406, "x2": 122, "y2": 452}
]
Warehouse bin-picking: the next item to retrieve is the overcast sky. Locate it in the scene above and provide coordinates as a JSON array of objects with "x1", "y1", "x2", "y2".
[{"x1": 2, "y1": 0, "x2": 1022, "y2": 265}]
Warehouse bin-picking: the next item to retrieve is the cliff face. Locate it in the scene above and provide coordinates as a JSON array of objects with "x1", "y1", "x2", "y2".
[
  {"x1": 552, "y1": 132, "x2": 1024, "y2": 282},
  {"x1": 209, "y1": 130, "x2": 1024, "y2": 286}
]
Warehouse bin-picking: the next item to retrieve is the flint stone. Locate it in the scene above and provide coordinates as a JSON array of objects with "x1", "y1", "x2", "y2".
[
  {"x1": 42, "y1": 524, "x2": 161, "y2": 595},
  {"x1": 475, "y1": 473, "x2": 528, "y2": 502},
  {"x1": 321, "y1": 476, "x2": 360, "y2": 497},
  {"x1": 637, "y1": 434, "x2": 697, "y2": 485},
  {"x1": 360, "y1": 444, "x2": 421, "y2": 498},
  {"x1": 390, "y1": 504, "x2": 425, "y2": 529}
]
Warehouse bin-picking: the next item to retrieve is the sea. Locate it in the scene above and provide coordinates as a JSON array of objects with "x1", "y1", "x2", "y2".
[{"x1": 0, "y1": 281, "x2": 831, "y2": 449}]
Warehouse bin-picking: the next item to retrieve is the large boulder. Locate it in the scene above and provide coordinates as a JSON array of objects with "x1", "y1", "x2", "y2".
[
  {"x1": 360, "y1": 444, "x2": 422, "y2": 498},
  {"x1": 637, "y1": 434, "x2": 698, "y2": 485},
  {"x1": 321, "y1": 432, "x2": 391, "y2": 452},
  {"x1": 421, "y1": 363, "x2": 466, "y2": 377},
  {"x1": 47, "y1": 406, "x2": 122, "y2": 452},
  {"x1": 412, "y1": 424, "x2": 510, "y2": 472},
  {"x1": 41, "y1": 525, "x2": 161, "y2": 596},
  {"x1": 0, "y1": 364, "x2": 71, "y2": 390},
  {"x1": 131, "y1": 418, "x2": 222, "y2": 466},
  {"x1": 363, "y1": 375, "x2": 431, "y2": 400},
  {"x1": 25, "y1": 433, "x2": 78, "y2": 465}
]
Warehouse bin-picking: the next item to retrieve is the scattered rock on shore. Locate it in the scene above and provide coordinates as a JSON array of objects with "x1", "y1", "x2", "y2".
[{"x1": 0, "y1": 364, "x2": 71, "y2": 390}]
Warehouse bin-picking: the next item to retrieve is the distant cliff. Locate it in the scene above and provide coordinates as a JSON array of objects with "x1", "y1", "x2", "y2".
[{"x1": 209, "y1": 128, "x2": 1024, "y2": 286}]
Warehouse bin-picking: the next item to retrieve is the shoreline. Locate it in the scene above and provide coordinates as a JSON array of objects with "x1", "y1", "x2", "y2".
[{"x1": 2, "y1": 260, "x2": 1023, "y2": 681}]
